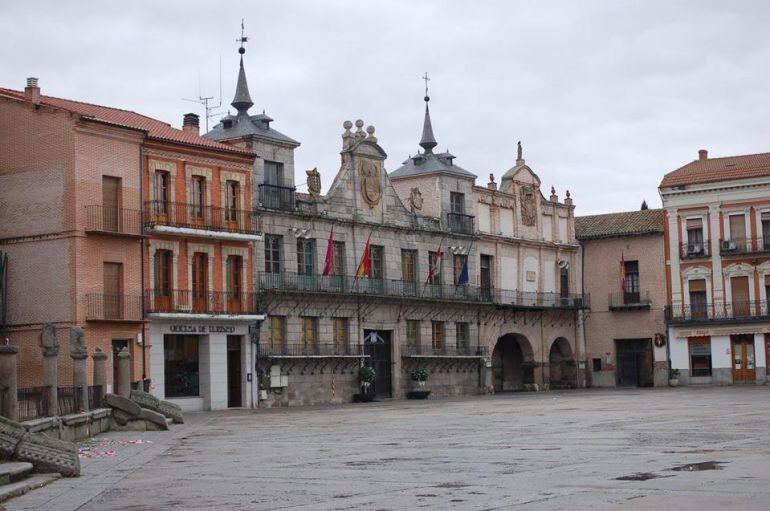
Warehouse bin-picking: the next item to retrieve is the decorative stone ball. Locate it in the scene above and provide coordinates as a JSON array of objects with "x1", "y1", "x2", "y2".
[
  {"x1": 343, "y1": 120, "x2": 353, "y2": 130},
  {"x1": 355, "y1": 119, "x2": 364, "y2": 129},
  {"x1": 366, "y1": 125, "x2": 375, "y2": 135},
  {"x1": 239, "y1": 47, "x2": 245, "y2": 55}
]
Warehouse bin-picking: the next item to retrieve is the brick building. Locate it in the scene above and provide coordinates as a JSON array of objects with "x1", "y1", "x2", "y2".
[
  {"x1": 576, "y1": 209, "x2": 668, "y2": 387},
  {"x1": 0, "y1": 78, "x2": 263, "y2": 411},
  {"x1": 661, "y1": 149, "x2": 770, "y2": 385}
]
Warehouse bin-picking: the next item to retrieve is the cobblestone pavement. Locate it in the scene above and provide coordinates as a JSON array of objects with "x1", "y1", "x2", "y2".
[{"x1": 5, "y1": 386, "x2": 770, "y2": 510}]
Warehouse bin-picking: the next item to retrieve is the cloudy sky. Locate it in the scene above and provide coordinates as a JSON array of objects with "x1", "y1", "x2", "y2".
[{"x1": 3, "y1": 1, "x2": 769, "y2": 214}]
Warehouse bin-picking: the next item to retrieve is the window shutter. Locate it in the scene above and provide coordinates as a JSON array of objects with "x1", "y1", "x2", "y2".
[
  {"x1": 689, "y1": 279, "x2": 706, "y2": 292},
  {"x1": 686, "y1": 218, "x2": 703, "y2": 229}
]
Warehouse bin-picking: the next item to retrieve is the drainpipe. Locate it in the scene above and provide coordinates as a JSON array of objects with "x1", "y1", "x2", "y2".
[
  {"x1": 580, "y1": 240, "x2": 587, "y2": 388},
  {"x1": 140, "y1": 141, "x2": 147, "y2": 388}
]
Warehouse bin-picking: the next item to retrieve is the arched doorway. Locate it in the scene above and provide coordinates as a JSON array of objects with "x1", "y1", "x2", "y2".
[
  {"x1": 549, "y1": 337, "x2": 575, "y2": 389},
  {"x1": 491, "y1": 334, "x2": 535, "y2": 391}
]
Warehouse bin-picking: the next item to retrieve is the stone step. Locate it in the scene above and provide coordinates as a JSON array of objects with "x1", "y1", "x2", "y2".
[
  {"x1": 0, "y1": 473, "x2": 61, "y2": 503},
  {"x1": 0, "y1": 462, "x2": 33, "y2": 485}
]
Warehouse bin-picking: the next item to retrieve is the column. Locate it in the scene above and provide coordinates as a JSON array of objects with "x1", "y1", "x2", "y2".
[
  {"x1": 70, "y1": 327, "x2": 88, "y2": 412},
  {"x1": 117, "y1": 347, "x2": 131, "y2": 398},
  {"x1": 0, "y1": 345, "x2": 19, "y2": 421},
  {"x1": 40, "y1": 323, "x2": 59, "y2": 416},
  {"x1": 92, "y1": 347, "x2": 108, "y2": 405}
]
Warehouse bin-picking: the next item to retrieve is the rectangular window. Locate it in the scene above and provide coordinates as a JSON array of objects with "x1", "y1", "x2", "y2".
[
  {"x1": 428, "y1": 251, "x2": 442, "y2": 285},
  {"x1": 689, "y1": 279, "x2": 707, "y2": 318},
  {"x1": 103, "y1": 262, "x2": 123, "y2": 319},
  {"x1": 192, "y1": 252, "x2": 208, "y2": 311},
  {"x1": 729, "y1": 214, "x2": 746, "y2": 242},
  {"x1": 332, "y1": 241, "x2": 345, "y2": 276},
  {"x1": 450, "y1": 192, "x2": 465, "y2": 214},
  {"x1": 560, "y1": 268, "x2": 570, "y2": 299},
  {"x1": 455, "y1": 322, "x2": 469, "y2": 352},
  {"x1": 301, "y1": 316, "x2": 318, "y2": 352},
  {"x1": 592, "y1": 358, "x2": 602, "y2": 372},
  {"x1": 370, "y1": 245, "x2": 384, "y2": 280},
  {"x1": 401, "y1": 249, "x2": 417, "y2": 283},
  {"x1": 480, "y1": 254, "x2": 493, "y2": 294},
  {"x1": 762, "y1": 212, "x2": 770, "y2": 250},
  {"x1": 191, "y1": 175, "x2": 206, "y2": 219},
  {"x1": 227, "y1": 255, "x2": 243, "y2": 296},
  {"x1": 154, "y1": 250, "x2": 172, "y2": 296},
  {"x1": 154, "y1": 171, "x2": 169, "y2": 214},
  {"x1": 685, "y1": 218, "x2": 704, "y2": 254},
  {"x1": 624, "y1": 260, "x2": 639, "y2": 303},
  {"x1": 431, "y1": 321, "x2": 444, "y2": 351},
  {"x1": 730, "y1": 275, "x2": 750, "y2": 317},
  {"x1": 453, "y1": 254, "x2": 467, "y2": 285},
  {"x1": 688, "y1": 337, "x2": 712, "y2": 377},
  {"x1": 333, "y1": 318, "x2": 348, "y2": 352},
  {"x1": 264, "y1": 235, "x2": 282, "y2": 274},
  {"x1": 264, "y1": 161, "x2": 284, "y2": 185},
  {"x1": 102, "y1": 176, "x2": 121, "y2": 231},
  {"x1": 406, "y1": 320, "x2": 420, "y2": 349},
  {"x1": 269, "y1": 316, "x2": 285, "y2": 352},
  {"x1": 225, "y1": 180, "x2": 239, "y2": 222},
  {"x1": 164, "y1": 335, "x2": 199, "y2": 397},
  {"x1": 297, "y1": 239, "x2": 315, "y2": 275}
]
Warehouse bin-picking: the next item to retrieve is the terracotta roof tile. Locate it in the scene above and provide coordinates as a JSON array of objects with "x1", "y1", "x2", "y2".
[
  {"x1": 660, "y1": 152, "x2": 770, "y2": 188},
  {"x1": 575, "y1": 209, "x2": 664, "y2": 240},
  {"x1": 0, "y1": 87, "x2": 255, "y2": 158}
]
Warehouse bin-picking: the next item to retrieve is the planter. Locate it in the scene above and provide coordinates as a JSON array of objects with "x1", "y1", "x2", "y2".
[
  {"x1": 353, "y1": 393, "x2": 376, "y2": 403},
  {"x1": 407, "y1": 390, "x2": 431, "y2": 400},
  {"x1": 669, "y1": 379, "x2": 679, "y2": 387}
]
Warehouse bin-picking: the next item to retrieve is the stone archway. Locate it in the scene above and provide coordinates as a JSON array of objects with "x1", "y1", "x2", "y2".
[
  {"x1": 548, "y1": 337, "x2": 575, "y2": 389},
  {"x1": 491, "y1": 334, "x2": 535, "y2": 392}
]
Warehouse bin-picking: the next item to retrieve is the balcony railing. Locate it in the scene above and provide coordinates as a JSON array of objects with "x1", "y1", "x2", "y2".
[
  {"x1": 609, "y1": 291, "x2": 652, "y2": 310},
  {"x1": 680, "y1": 240, "x2": 710, "y2": 259},
  {"x1": 144, "y1": 201, "x2": 259, "y2": 235},
  {"x1": 145, "y1": 290, "x2": 261, "y2": 315},
  {"x1": 665, "y1": 301, "x2": 770, "y2": 324},
  {"x1": 719, "y1": 237, "x2": 770, "y2": 256},
  {"x1": 446, "y1": 213, "x2": 475, "y2": 235},
  {"x1": 402, "y1": 345, "x2": 489, "y2": 356},
  {"x1": 85, "y1": 205, "x2": 143, "y2": 236},
  {"x1": 258, "y1": 272, "x2": 590, "y2": 309},
  {"x1": 258, "y1": 183, "x2": 296, "y2": 211},
  {"x1": 259, "y1": 343, "x2": 364, "y2": 357},
  {"x1": 86, "y1": 293, "x2": 143, "y2": 321}
]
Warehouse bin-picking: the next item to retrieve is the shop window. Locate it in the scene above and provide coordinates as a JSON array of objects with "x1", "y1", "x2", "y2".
[
  {"x1": 164, "y1": 335, "x2": 199, "y2": 397},
  {"x1": 688, "y1": 337, "x2": 712, "y2": 377}
]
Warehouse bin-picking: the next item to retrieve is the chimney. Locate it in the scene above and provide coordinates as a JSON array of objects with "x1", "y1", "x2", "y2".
[
  {"x1": 698, "y1": 149, "x2": 708, "y2": 161},
  {"x1": 182, "y1": 113, "x2": 199, "y2": 136},
  {"x1": 24, "y1": 77, "x2": 40, "y2": 105}
]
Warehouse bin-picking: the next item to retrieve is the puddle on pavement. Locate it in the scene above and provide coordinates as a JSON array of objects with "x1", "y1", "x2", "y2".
[
  {"x1": 615, "y1": 472, "x2": 671, "y2": 481},
  {"x1": 670, "y1": 461, "x2": 727, "y2": 472}
]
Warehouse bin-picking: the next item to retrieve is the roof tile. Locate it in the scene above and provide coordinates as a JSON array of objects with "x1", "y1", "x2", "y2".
[
  {"x1": 575, "y1": 209, "x2": 664, "y2": 240},
  {"x1": 660, "y1": 152, "x2": 770, "y2": 188}
]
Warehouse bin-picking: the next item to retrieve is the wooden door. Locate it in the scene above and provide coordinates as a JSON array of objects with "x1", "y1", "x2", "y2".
[
  {"x1": 225, "y1": 180, "x2": 240, "y2": 230},
  {"x1": 226, "y1": 336, "x2": 242, "y2": 407},
  {"x1": 103, "y1": 262, "x2": 122, "y2": 319},
  {"x1": 227, "y1": 255, "x2": 243, "y2": 313},
  {"x1": 730, "y1": 276, "x2": 750, "y2": 317},
  {"x1": 731, "y1": 335, "x2": 756, "y2": 382},
  {"x1": 102, "y1": 176, "x2": 121, "y2": 231},
  {"x1": 154, "y1": 250, "x2": 173, "y2": 311},
  {"x1": 192, "y1": 253, "x2": 208, "y2": 312}
]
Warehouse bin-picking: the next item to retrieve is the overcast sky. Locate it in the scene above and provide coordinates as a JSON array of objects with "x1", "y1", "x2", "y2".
[{"x1": 2, "y1": 1, "x2": 769, "y2": 214}]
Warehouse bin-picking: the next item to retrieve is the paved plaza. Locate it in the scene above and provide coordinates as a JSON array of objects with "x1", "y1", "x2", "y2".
[{"x1": 6, "y1": 386, "x2": 770, "y2": 510}]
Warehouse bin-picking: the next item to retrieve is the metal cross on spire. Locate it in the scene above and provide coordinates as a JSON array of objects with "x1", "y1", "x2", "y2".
[
  {"x1": 422, "y1": 72, "x2": 430, "y2": 101},
  {"x1": 237, "y1": 18, "x2": 249, "y2": 53}
]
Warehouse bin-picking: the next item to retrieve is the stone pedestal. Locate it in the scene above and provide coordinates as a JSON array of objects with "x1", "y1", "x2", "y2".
[
  {"x1": 92, "y1": 348, "x2": 107, "y2": 406},
  {"x1": 0, "y1": 345, "x2": 19, "y2": 421},
  {"x1": 70, "y1": 327, "x2": 88, "y2": 412},
  {"x1": 40, "y1": 324, "x2": 59, "y2": 416},
  {"x1": 117, "y1": 348, "x2": 131, "y2": 398}
]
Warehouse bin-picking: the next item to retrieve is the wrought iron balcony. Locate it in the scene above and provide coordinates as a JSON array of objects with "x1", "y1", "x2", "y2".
[
  {"x1": 665, "y1": 301, "x2": 770, "y2": 325},
  {"x1": 86, "y1": 293, "x2": 143, "y2": 322},
  {"x1": 145, "y1": 290, "x2": 261, "y2": 316},
  {"x1": 402, "y1": 345, "x2": 489, "y2": 357},
  {"x1": 258, "y1": 272, "x2": 590, "y2": 310},
  {"x1": 719, "y1": 237, "x2": 770, "y2": 256},
  {"x1": 258, "y1": 343, "x2": 364, "y2": 358},
  {"x1": 144, "y1": 201, "x2": 260, "y2": 236},
  {"x1": 609, "y1": 291, "x2": 652, "y2": 310},
  {"x1": 446, "y1": 212, "x2": 475, "y2": 235},
  {"x1": 258, "y1": 183, "x2": 296, "y2": 211},
  {"x1": 85, "y1": 205, "x2": 143, "y2": 237},
  {"x1": 680, "y1": 240, "x2": 710, "y2": 259}
]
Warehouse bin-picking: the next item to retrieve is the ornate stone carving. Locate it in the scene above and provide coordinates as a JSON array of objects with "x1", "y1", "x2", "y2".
[
  {"x1": 69, "y1": 326, "x2": 87, "y2": 359},
  {"x1": 306, "y1": 167, "x2": 321, "y2": 197},
  {"x1": 39, "y1": 323, "x2": 59, "y2": 357},
  {"x1": 359, "y1": 159, "x2": 382, "y2": 207},
  {"x1": 409, "y1": 187, "x2": 423, "y2": 212},
  {"x1": 520, "y1": 185, "x2": 537, "y2": 226}
]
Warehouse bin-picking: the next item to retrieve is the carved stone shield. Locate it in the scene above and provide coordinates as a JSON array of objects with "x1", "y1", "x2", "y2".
[
  {"x1": 306, "y1": 167, "x2": 321, "y2": 197},
  {"x1": 520, "y1": 185, "x2": 537, "y2": 226},
  {"x1": 409, "y1": 187, "x2": 423, "y2": 212},
  {"x1": 359, "y1": 159, "x2": 382, "y2": 207}
]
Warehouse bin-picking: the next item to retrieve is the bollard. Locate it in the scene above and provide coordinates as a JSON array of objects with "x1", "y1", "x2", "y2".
[
  {"x1": 0, "y1": 345, "x2": 19, "y2": 421},
  {"x1": 40, "y1": 324, "x2": 59, "y2": 416},
  {"x1": 92, "y1": 347, "x2": 107, "y2": 406},
  {"x1": 70, "y1": 327, "x2": 88, "y2": 412},
  {"x1": 117, "y1": 347, "x2": 131, "y2": 398}
]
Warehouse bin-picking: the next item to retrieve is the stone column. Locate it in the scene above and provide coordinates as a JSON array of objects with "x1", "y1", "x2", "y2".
[
  {"x1": 117, "y1": 347, "x2": 131, "y2": 398},
  {"x1": 39, "y1": 323, "x2": 59, "y2": 416},
  {"x1": 0, "y1": 344, "x2": 19, "y2": 421},
  {"x1": 70, "y1": 327, "x2": 88, "y2": 412},
  {"x1": 92, "y1": 348, "x2": 107, "y2": 405}
]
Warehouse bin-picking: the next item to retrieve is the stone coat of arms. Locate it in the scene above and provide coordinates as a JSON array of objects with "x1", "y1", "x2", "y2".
[
  {"x1": 409, "y1": 187, "x2": 423, "y2": 212},
  {"x1": 520, "y1": 185, "x2": 537, "y2": 226},
  {"x1": 306, "y1": 167, "x2": 321, "y2": 197},
  {"x1": 359, "y1": 159, "x2": 382, "y2": 207}
]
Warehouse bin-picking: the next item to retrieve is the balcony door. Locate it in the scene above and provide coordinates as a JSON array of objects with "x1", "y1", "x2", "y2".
[
  {"x1": 190, "y1": 176, "x2": 206, "y2": 227},
  {"x1": 480, "y1": 254, "x2": 493, "y2": 300},
  {"x1": 154, "y1": 171, "x2": 170, "y2": 219},
  {"x1": 225, "y1": 180, "x2": 240, "y2": 230},
  {"x1": 103, "y1": 262, "x2": 123, "y2": 319},
  {"x1": 192, "y1": 252, "x2": 208, "y2": 312},
  {"x1": 728, "y1": 214, "x2": 746, "y2": 249},
  {"x1": 227, "y1": 255, "x2": 243, "y2": 313},
  {"x1": 102, "y1": 176, "x2": 121, "y2": 232},
  {"x1": 154, "y1": 250, "x2": 173, "y2": 311},
  {"x1": 730, "y1": 276, "x2": 750, "y2": 317}
]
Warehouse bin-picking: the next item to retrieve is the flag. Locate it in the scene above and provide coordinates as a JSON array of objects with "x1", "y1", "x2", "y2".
[
  {"x1": 457, "y1": 257, "x2": 469, "y2": 285},
  {"x1": 426, "y1": 241, "x2": 444, "y2": 284},
  {"x1": 355, "y1": 233, "x2": 372, "y2": 278},
  {"x1": 620, "y1": 252, "x2": 626, "y2": 293},
  {"x1": 322, "y1": 227, "x2": 334, "y2": 276}
]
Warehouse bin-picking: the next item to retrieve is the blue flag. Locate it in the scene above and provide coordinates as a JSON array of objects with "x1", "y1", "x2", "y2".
[{"x1": 457, "y1": 258, "x2": 469, "y2": 285}]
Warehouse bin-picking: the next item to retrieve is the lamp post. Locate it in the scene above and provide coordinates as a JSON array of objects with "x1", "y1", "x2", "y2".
[{"x1": 249, "y1": 320, "x2": 262, "y2": 409}]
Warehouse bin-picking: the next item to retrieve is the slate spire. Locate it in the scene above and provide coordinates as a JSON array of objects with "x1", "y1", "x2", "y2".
[
  {"x1": 419, "y1": 73, "x2": 437, "y2": 154},
  {"x1": 231, "y1": 21, "x2": 253, "y2": 116}
]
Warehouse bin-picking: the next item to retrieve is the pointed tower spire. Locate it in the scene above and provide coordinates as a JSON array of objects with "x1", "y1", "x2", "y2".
[
  {"x1": 231, "y1": 19, "x2": 253, "y2": 116},
  {"x1": 419, "y1": 72, "x2": 437, "y2": 154}
]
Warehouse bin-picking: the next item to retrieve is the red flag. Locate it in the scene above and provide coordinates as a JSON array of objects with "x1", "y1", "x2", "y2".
[
  {"x1": 355, "y1": 233, "x2": 372, "y2": 278},
  {"x1": 322, "y1": 227, "x2": 334, "y2": 276},
  {"x1": 620, "y1": 252, "x2": 626, "y2": 293},
  {"x1": 426, "y1": 241, "x2": 444, "y2": 284}
]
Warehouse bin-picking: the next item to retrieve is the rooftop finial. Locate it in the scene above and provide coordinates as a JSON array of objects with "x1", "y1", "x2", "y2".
[
  {"x1": 517, "y1": 140, "x2": 524, "y2": 164},
  {"x1": 419, "y1": 72, "x2": 437, "y2": 154},
  {"x1": 231, "y1": 19, "x2": 253, "y2": 116}
]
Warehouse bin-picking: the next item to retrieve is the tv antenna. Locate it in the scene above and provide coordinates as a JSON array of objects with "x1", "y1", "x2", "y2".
[{"x1": 183, "y1": 55, "x2": 223, "y2": 132}]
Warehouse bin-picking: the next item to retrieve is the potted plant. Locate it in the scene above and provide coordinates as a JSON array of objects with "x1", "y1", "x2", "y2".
[
  {"x1": 407, "y1": 367, "x2": 431, "y2": 399},
  {"x1": 669, "y1": 368, "x2": 680, "y2": 387},
  {"x1": 354, "y1": 366, "x2": 376, "y2": 402}
]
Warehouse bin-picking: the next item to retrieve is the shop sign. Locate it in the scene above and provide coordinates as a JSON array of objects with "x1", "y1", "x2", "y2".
[{"x1": 169, "y1": 324, "x2": 236, "y2": 334}]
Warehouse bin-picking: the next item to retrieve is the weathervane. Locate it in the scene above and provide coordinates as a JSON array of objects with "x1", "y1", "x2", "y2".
[
  {"x1": 422, "y1": 72, "x2": 430, "y2": 101},
  {"x1": 237, "y1": 18, "x2": 248, "y2": 54}
]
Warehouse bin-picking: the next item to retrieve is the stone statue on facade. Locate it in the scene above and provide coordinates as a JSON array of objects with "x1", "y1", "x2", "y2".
[
  {"x1": 408, "y1": 187, "x2": 423, "y2": 212},
  {"x1": 520, "y1": 185, "x2": 537, "y2": 226},
  {"x1": 517, "y1": 140, "x2": 523, "y2": 161},
  {"x1": 306, "y1": 167, "x2": 321, "y2": 197}
]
